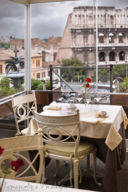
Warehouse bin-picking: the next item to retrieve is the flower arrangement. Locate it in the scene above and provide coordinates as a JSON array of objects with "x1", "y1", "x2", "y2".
[
  {"x1": 83, "y1": 77, "x2": 92, "y2": 102},
  {"x1": 0, "y1": 145, "x2": 25, "y2": 191},
  {"x1": 0, "y1": 147, "x2": 4, "y2": 156}
]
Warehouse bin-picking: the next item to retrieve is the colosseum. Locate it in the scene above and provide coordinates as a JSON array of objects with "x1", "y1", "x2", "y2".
[{"x1": 56, "y1": 6, "x2": 128, "y2": 66}]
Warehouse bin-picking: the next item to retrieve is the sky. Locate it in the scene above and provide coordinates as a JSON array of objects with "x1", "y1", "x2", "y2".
[{"x1": 0, "y1": 0, "x2": 128, "y2": 39}]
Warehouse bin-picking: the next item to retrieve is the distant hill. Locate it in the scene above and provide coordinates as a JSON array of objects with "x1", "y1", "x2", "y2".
[{"x1": 42, "y1": 38, "x2": 48, "y2": 42}]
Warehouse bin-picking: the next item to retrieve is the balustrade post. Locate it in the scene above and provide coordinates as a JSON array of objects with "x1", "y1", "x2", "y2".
[
  {"x1": 49, "y1": 65, "x2": 53, "y2": 103},
  {"x1": 110, "y1": 64, "x2": 113, "y2": 104}
]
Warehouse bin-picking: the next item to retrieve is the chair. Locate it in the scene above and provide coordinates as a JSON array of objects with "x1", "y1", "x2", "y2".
[
  {"x1": 12, "y1": 92, "x2": 37, "y2": 135},
  {"x1": 34, "y1": 110, "x2": 100, "y2": 188},
  {"x1": 0, "y1": 134, "x2": 43, "y2": 183}
]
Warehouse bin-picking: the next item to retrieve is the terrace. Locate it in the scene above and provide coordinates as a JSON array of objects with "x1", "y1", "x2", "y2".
[
  {"x1": 0, "y1": 64, "x2": 128, "y2": 192},
  {"x1": 0, "y1": 0, "x2": 128, "y2": 192}
]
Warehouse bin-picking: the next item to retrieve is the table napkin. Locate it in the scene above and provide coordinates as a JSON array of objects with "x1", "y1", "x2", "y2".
[{"x1": 43, "y1": 105, "x2": 61, "y2": 111}]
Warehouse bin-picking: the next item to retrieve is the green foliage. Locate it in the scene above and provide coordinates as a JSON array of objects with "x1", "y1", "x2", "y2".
[
  {"x1": 113, "y1": 64, "x2": 127, "y2": 79},
  {"x1": 0, "y1": 77, "x2": 10, "y2": 89},
  {"x1": 0, "y1": 77, "x2": 17, "y2": 97},
  {"x1": 8, "y1": 87, "x2": 17, "y2": 95},
  {"x1": 0, "y1": 42, "x2": 10, "y2": 49},
  {"x1": 31, "y1": 79, "x2": 43, "y2": 90},
  {"x1": 61, "y1": 57, "x2": 85, "y2": 82},
  {"x1": 120, "y1": 77, "x2": 128, "y2": 92},
  {"x1": 62, "y1": 57, "x2": 83, "y2": 67},
  {"x1": 31, "y1": 78, "x2": 50, "y2": 90},
  {"x1": 37, "y1": 83, "x2": 43, "y2": 90},
  {"x1": 45, "y1": 79, "x2": 50, "y2": 89},
  {"x1": 92, "y1": 69, "x2": 110, "y2": 82},
  {"x1": 0, "y1": 87, "x2": 8, "y2": 95},
  {"x1": 92, "y1": 64, "x2": 128, "y2": 83}
]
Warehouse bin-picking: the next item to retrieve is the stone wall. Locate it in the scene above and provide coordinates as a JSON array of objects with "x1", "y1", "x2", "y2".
[{"x1": 57, "y1": 6, "x2": 128, "y2": 66}]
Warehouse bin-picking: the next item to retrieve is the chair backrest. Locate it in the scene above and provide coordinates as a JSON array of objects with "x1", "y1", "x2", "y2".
[
  {"x1": 34, "y1": 110, "x2": 80, "y2": 156},
  {"x1": 12, "y1": 92, "x2": 37, "y2": 134},
  {"x1": 0, "y1": 134, "x2": 43, "y2": 183}
]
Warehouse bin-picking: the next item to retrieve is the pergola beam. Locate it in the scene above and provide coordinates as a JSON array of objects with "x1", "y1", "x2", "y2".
[{"x1": 10, "y1": 0, "x2": 75, "y2": 5}]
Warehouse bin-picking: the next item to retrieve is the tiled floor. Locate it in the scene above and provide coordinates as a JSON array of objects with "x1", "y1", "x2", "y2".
[
  {"x1": 45, "y1": 153, "x2": 128, "y2": 192},
  {"x1": 45, "y1": 157, "x2": 104, "y2": 192}
]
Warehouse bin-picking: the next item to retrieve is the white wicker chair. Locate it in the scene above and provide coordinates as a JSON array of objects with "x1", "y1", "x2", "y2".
[
  {"x1": 34, "y1": 110, "x2": 99, "y2": 188},
  {"x1": 12, "y1": 92, "x2": 37, "y2": 135},
  {"x1": 0, "y1": 134, "x2": 43, "y2": 183}
]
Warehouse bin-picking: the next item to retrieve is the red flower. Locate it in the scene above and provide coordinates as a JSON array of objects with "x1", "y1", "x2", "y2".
[
  {"x1": 86, "y1": 83, "x2": 90, "y2": 88},
  {"x1": 0, "y1": 146, "x2": 4, "y2": 155},
  {"x1": 85, "y1": 78, "x2": 91, "y2": 83},
  {"x1": 10, "y1": 158, "x2": 25, "y2": 172}
]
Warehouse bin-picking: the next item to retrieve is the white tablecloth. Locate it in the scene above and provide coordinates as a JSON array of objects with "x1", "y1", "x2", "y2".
[
  {"x1": 27, "y1": 103, "x2": 128, "y2": 151},
  {"x1": 0, "y1": 179, "x2": 97, "y2": 192}
]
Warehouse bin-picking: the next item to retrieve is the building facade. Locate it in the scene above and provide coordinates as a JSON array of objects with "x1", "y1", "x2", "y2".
[
  {"x1": 0, "y1": 36, "x2": 61, "y2": 86},
  {"x1": 56, "y1": 6, "x2": 128, "y2": 66}
]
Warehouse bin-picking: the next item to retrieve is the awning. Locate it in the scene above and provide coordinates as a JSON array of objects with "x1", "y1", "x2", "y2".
[{"x1": 10, "y1": 0, "x2": 75, "y2": 4}]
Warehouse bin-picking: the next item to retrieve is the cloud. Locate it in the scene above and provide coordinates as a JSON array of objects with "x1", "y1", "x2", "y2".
[{"x1": 0, "y1": 0, "x2": 128, "y2": 39}]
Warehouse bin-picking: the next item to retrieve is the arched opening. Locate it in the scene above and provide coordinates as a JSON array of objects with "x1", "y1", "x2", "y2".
[
  {"x1": 99, "y1": 33, "x2": 104, "y2": 43},
  {"x1": 109, "y1": 51, "x2": 115, "y2": 61},
  {"x1": 118, "y1": 33, "x2": 125, "y2": 43},
  {"x1": 99, "y1": 52, "x2": 105, "y2": 61},
  {"x1": 119, "y1": 51, "x2": 125, "y2": 61},
  {"x1": 108, "y1": 33, "x2": 114, "y2": 43}
]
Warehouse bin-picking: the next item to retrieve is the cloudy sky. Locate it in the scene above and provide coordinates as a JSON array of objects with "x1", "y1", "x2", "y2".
[{"x1": 0, "y1": 0, "x2": 128, "y2": 39}]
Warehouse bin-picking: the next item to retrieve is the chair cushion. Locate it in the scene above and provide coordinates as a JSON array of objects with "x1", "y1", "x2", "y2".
[
  {"x1": 45, "y1": 142, "x2": 95, "y2": 157},
  {"x1": 21, "y1": 128, "x2": 28, "y2": 135}
]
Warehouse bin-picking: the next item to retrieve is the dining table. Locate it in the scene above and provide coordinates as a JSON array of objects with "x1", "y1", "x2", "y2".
[{"x1": 27, "y1": 103, "x2": 128, "y2": 192}]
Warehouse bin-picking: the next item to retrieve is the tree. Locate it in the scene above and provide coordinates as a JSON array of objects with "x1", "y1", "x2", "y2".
[
  {"x1": 92, "y1": 68, "x2": 110, "y2": 82},
  {"x1": 61, "y1": 57, "x2": 85, "y2": 82},
  {"x1": 92, "y1": 64, "x2": 128, "y2": 83},
  {"x1": 120, "y1": 77, "x2": 128, "y2": 92},
  {"x1": 113, "y1": 64, "x2": 128, "y2": 79}
]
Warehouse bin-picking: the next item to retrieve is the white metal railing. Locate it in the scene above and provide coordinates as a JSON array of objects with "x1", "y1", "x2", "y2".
[{"x1": 0, "y1": 91, "x2": 25, "y2": 105}]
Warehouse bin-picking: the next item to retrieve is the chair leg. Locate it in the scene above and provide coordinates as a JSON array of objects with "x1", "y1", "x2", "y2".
[
  {"x1": 73, "y1": 159, "x2": 79, "y2": 188},
  {"x1": 42, "y1": 155, "x2": 46, "y2": 183},
  {"x1": 56, "y1": 160, "x2": 60, "y2": 178},
  {"x1": 92, "y1": 150, "x2": 102, "y2": 187},
  {"x1": 87, "y1": 154, "x2": 90, "y2": 176}
]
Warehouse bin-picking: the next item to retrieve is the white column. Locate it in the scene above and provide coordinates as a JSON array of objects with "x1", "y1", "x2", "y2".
[
  {"x1": 95, "y1": 0, "x2": 98, "y2": 91},
  {"x1": 25, "y1": 4, "x2": 31, "y2": 92}
]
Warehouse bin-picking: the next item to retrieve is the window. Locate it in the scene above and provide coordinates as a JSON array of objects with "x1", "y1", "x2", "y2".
[
  {"x1": 108, "y1": 33, "x2": 114, "y2": 43},
  {"x1": 110, "y1": 15, "x2": 114, "y2": 25},
  {"x1": 119, "y1": 51, "x2": 125, "y2": 61},
  {"x1": 36, "y1": 60, "x2": 40, "y2": 67},
  {"x1": 37, "y1": 73, "x2": 40, "y2": 79},
  {"x1": 99, "y1": 52, "x2": 105, "y2": 61},
  {"x1": 42, "y1": 72, "x2": 45, "y2": 78},
  {"x1": 109, "y1": 51, "x2": 115, "y2": 61},
  {"x1": 54, "y1": 52, "x2": 57, "y2": 61},
  {"x1": 0, "y1": 65, "x2": 2, "y2": 74}
]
